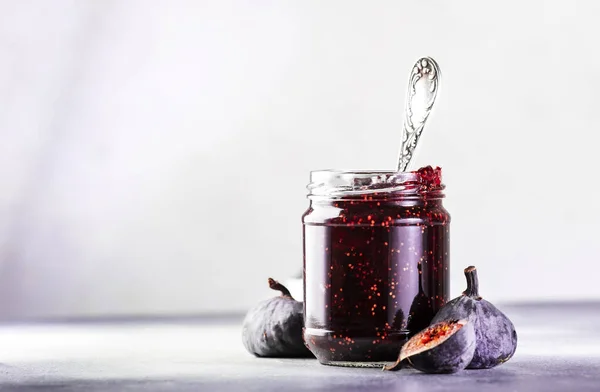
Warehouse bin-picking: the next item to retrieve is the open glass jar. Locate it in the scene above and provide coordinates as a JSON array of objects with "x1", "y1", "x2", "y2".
[{"x1": 302, "y1": 166, "x2": 450, "y2": 366}]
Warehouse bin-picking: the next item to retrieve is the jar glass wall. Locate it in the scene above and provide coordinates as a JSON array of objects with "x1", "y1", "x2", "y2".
[{"x1": 302, "y1": 167, "x2": 450, "y2": 366}]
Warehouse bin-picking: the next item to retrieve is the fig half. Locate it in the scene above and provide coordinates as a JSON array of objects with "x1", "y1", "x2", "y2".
[
  {"x1": 431, "y1": 266, "x2": 518, "y2": 369},
  {"x1": 384, "y1": 319, "x2": 476, "y2": 374}
]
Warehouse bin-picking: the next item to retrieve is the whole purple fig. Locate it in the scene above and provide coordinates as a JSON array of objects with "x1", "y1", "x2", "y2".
[
  {"x1": 384, "y1": 319, "x2": 476, "y2": 374},
  {"x1": 431, "y1": 266, "x2": 517, "y2": 369},
  {"x1": 242, "y1": 278, "x2": 313, "y2": 358}
]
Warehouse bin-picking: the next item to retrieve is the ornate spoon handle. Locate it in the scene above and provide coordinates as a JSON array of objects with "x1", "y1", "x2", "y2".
[{"x1": 397, "y1": 57, "x2": 441, "y2": 172}]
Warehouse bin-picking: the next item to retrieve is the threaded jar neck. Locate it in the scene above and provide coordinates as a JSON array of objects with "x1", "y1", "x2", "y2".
[{"x1": 307, "y1": 166, "x2": 445, "y2": 201}]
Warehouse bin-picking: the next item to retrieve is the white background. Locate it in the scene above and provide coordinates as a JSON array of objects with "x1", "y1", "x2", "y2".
[{"x1": 1, "y1": 0, "x2": 598, "y2": 319}]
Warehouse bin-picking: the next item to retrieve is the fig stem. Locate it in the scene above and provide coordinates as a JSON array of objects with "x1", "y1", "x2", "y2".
[
  {"x1": 417, "y1": 262, "x2": 424, "y2": 293},
  {"x1": 268, "y1": 278, "x2": 293, "y2": 299},
  {"x1": 463, "y1": 266, "x2": 482, "y2": 300}
]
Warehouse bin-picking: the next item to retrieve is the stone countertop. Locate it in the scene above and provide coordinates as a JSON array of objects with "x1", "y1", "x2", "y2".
[{"x1": 0, "y1": 303, "x2": 599, "y2": 391}]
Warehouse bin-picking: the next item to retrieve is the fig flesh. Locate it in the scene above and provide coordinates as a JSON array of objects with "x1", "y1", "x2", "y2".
[
  {"x1": 242, "y1": 278, "x2": 313, "y2": 358},
  {"x1": 384, "y1": 319, "x2": 476, "y2": 373},
  {"x1": 431, "y1": 266, "x2": 517, "y2": 369}
]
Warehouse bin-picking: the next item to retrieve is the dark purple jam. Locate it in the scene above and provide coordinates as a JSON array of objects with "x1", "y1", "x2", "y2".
[{"x1": 302, "y1": 166, "x2": 450, "y2": 365}]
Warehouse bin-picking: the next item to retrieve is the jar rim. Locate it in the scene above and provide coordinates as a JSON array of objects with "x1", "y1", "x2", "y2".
[{"x1": 307, "y1": 166, "x2": 445, "y2": 199}]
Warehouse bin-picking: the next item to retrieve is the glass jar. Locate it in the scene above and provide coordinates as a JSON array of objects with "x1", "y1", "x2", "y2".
[{"x1": 302, "y1": 166, "x2": 450, "y2": 366}]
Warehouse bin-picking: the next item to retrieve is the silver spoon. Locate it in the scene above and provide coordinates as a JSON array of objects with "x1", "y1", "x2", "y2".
[{"x1": 396, "y1": 57, "x2": 441, "y2": 172}]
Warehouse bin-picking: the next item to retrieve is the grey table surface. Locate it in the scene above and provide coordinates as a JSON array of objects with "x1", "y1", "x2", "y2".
[{"x1": 0, "y1": 303, "x2": 599, "y2": 391}]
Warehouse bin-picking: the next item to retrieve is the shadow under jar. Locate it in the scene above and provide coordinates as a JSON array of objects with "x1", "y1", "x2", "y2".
[{"x1": 302, "y1": 166, "x2": 450, "y2": 367}]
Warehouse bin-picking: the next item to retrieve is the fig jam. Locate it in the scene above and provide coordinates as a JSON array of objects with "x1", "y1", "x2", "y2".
[{"x1": 302, "y1": 166, "x2": 450, "y2": 366}]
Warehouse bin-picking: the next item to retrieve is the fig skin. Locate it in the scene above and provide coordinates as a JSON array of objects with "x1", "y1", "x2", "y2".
[
  {"x1": 384, "y1": 319, "x2": 476, "y2": 374},
  {"x1": 406, "y1": 263, "x2": 435, "y2": 335},
  {"x1": 431, "y1": 266, "x2": 517, "y2": 369},
  {"x1": 242, "y1": 278, "x2": 313, "y2": 358}
]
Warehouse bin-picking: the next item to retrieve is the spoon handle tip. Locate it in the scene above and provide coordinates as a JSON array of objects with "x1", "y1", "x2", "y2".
[{"x1": 396, "y1": 57, "x2": 441, "y2": 172}]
